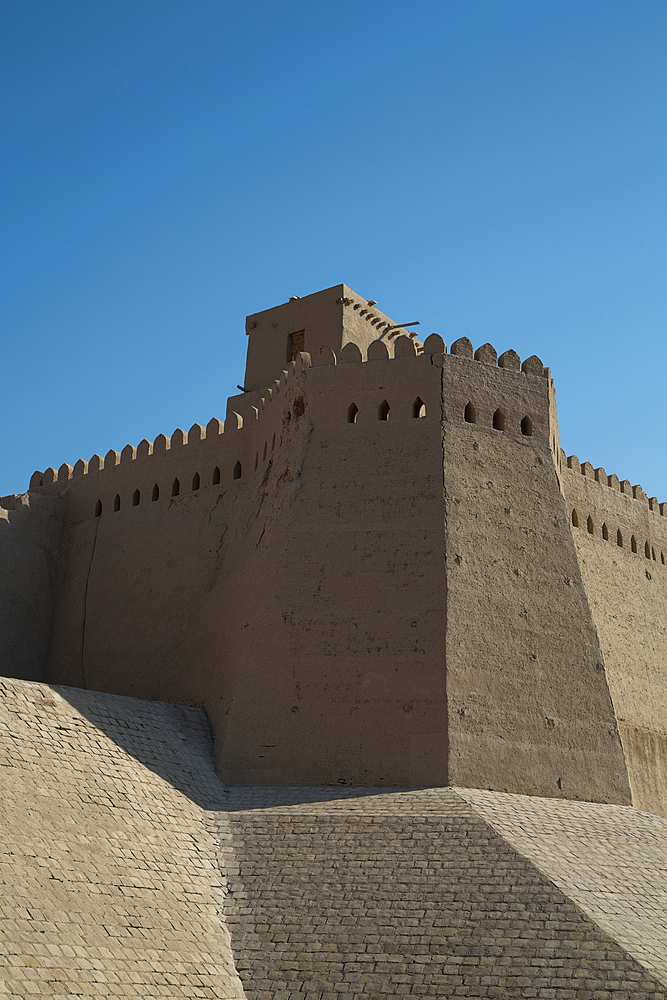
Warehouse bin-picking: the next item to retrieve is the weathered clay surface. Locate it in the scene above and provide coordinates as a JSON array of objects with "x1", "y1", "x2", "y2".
[
  {"x1": 563, "y1": 463, "x2": 667, "y2": 815},
  {"x1": 0, "y1": 493, "x2": 64, "y2": 681},
  {"x1": 1, "y1": 284, "x2": 664, "y2": 805},
  {"x1": 440, "y1": 357, "x2": 630, "y2": 802}
]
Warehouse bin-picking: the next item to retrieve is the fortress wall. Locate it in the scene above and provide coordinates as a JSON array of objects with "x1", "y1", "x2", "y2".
[
  {"x1": 562, "y1": 454, "x2": 667, "y2": 560},
  {"x1": 25, "y1": 334, "x2": 639, "y2": 798},
  {"x1": 562, "y1": 462, "x2": 667, "y2": 816},
  {"x1": 44, "y1": 349, "x2": 451, "y2": 784},
  {"x1": 0, "y1": 676, "x2": 244, "y2": 998},
  {"x1": 46, "y1": 486, "x2": 234, "y2": 696},
  {"x1": 212, "y1": 353, "x2": 448, "y2": 785},
  {"x1": 43, "y1": 363, "x2": 301, "y2": 696},
  {"x1": 0, "y1": 493, "x2": 64, "y2": 682},
  {"x1": 211, "y1": 343, "x2": 591, "y2": 788},
  {"x1": 36, "y1": 337, "x2": 631, "y2": 795},
  {"x1": 439, "y1": 350, "x2": 631, "y2": 804}
]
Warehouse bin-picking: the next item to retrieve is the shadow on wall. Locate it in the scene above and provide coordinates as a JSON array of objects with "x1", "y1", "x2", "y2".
[
  {"x1": 219, "y1": 785, "x2": 437, "y2": 811},
  {"x1": 51, "y1": 683, "x2": 423, "y2": 809},
  {"x1": 52, "y1": 682, "x2": 230, "y2": 811}
]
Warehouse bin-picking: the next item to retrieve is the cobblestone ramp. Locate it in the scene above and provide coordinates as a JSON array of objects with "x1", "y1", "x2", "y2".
[
  {"x1": 458, "y1": 787, "x2": 667, "y2": 988},
  {"x1": 218, "y1": 787, "x2": 667, "y2": 999},
  {"x1": 0, "y1": 677, "x2": 245, "y2": 999}
]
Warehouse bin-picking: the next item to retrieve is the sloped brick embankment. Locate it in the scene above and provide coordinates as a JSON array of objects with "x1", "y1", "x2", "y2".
[{"x1": 3, "y1": 676, "x2": 667, "y2": 998}]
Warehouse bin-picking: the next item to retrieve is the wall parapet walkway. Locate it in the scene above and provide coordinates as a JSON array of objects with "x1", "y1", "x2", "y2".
[
  {"x1": 28, "y1": 335, "x2": 551, "y2": 498},
  {"x1": 563, "y1": 453, "x2": 667, "y2": 566}
]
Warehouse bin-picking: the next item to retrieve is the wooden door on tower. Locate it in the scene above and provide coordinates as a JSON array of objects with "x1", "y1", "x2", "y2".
[{"x1": 289, "y1": 330, "x2": 305, "y2": 362}]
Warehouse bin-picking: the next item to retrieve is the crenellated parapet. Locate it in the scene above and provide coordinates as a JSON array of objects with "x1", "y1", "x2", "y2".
[
  {"x1": 303, "y1": 331, "x2": 551, "y2": 450},
  {"x1": 28, "y1": 352, "x2": 313, "y2": 522},
  {"x1": 563, "y1": 452, "x2": 667, "y2": 566},
  {"x1": 28, "y1": 332, "x2": 557, "y2": 525}
]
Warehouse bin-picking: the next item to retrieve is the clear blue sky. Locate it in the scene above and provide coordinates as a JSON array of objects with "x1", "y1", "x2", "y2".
[{"x1": 2, "y1": 0, "x2": 667, "y2": 499}]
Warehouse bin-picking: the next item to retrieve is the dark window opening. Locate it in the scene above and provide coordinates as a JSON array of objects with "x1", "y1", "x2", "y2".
[
  {"x1": 132, "y1": 489, "x2": 140, "y2": 507},
  {"x1": 521, "y1": 415, "x2": 533, "y2": 436},
  {"x1": 113, "y1": 494, "x2": 120, "y2": 512},
  {"x1": 233, "y1": 461, "x2": 242, "y2": 480},
  {"x1": 571, "y1": 509, "x2": 578, "y2": 528},
  {"x1": 412, "y1": 397, "x2": 426, "y2": 418},
  {"x1": 152, "y1": 483, "x2": 159, "y2": 501},
  {"x1": 288, "y1": 330, "x2": 305, "y2": 362},
  {"x1": 172, "y1": 478, "x2": 180, "y2": 497},
  {"x1": 602, "y1": 522, "x2": 608, "y2": 541},
  {"x1": 347, "y1": 402, "x2": 359, "y2": 424},
  {"x1": 617, "y1": 529, "x2": 623, "y2": 547},
  {"x1": 493, "y1": 409, "x2": 505, "y2": 431},
  {"x1": 631, "y1": 535, "x2": 637, "y2": 553},
  {"x1": 464, "y1": 402, "x2": 476, "y2": 424},
  {"x1": 645, "y1": 541, "x2": 651, "y2": 559},
  {"x1": 192, "y1": 472, "x2": 200, "y2": 491},
  {"x1": 94, "y1": 499, "x2": 102, "y2": 517},
  {"x1": 212, "y1": 467, "x2": 221, "y2": 485},
  {"x1": 587, "y1": 515, "x2": 594, "y2": 535}
]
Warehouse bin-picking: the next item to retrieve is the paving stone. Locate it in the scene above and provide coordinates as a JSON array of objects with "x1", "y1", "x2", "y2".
[
  {"x1": 0, "y1": 677, "x2": 244, "y2": 999},
  {"x1": 212, "y1": 787, "x2": 667, "y2": 999},
  {"x1": 5, "y1": 677, "x2": 667, "y2": 999},
  {"x1": 457, "y1": 787, "x2": 667, "y2": 987}
]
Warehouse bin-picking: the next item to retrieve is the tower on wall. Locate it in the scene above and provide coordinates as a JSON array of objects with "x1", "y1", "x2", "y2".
[{"x1": 6, "y1": 284, "x2": 667, "y2": 812}]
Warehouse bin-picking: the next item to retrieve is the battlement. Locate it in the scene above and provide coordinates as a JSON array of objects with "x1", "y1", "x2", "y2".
[
  {"x1": 565, "y1": 453, "x2": 665, "y2": 511},
  {"x1": 25, "y1": 352, "x2": 311, "y2": 524},
  {"x1": 562, "y1": 452, "x2": 667, "y2": 568},
  {"x1": 26, "y1": 326, "x2": 552, "y2": 527}
]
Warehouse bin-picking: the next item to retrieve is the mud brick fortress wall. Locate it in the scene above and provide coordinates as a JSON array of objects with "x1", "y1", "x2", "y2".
[
  {"x1": 2, "y1": 282, "x2": 667, "y2": 811},
  {"x1": 5, "y1": 283, "x2": 667, "y2": 998}
]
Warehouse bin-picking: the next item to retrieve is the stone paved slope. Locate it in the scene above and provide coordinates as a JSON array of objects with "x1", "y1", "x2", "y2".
[
  {"x1": 5, "y1": 676, "x2": 667, "y2": 999},
  {"x1": 0, "y1": 677, "x2": 245, "y2": 999},
  {"x1": 217, "y1": 787, "x2": 667, "y2": 999},
  {"x1": 458, "y1": 787, "x2": 667, "y2": 988}
]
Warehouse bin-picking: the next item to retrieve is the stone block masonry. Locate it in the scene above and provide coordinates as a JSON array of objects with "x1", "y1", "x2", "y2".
[
  {"x1": 216, "y1": 787, "x2": 667, "y2": 999},
  {"x1": 0, "y1": 676, "x2": 245, "y2": 999},
  {"x1": 457, "y1": 787, "x2": 667, "y2": 987},
  {"x1": 4, "y1": 676, "x2": 667, "y2": 997}
]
